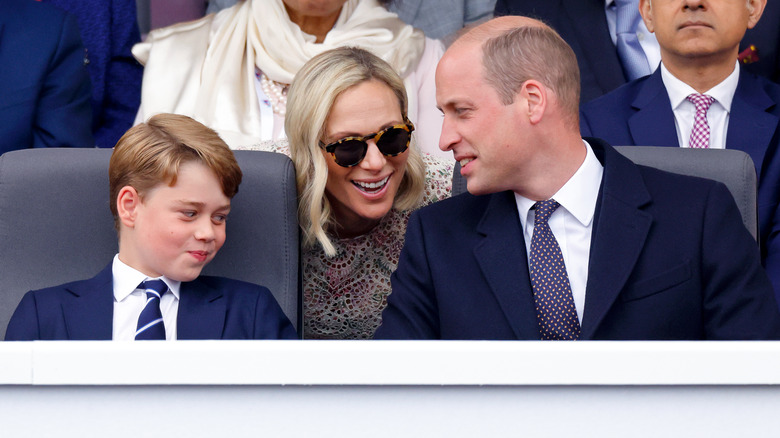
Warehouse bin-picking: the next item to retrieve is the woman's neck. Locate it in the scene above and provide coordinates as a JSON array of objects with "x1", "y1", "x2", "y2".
[{"x1": 285, "y1": 6, "x2": 342, "y2": 43}]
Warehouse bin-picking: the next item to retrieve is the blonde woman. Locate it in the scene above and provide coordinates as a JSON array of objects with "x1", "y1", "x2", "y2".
[{"x1": 246, "y1": 47, "x2": 452, "y2": 338}]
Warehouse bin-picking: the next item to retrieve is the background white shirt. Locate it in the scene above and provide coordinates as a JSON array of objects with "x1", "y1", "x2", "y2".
[{"x1": 514, "y1": 140, "x2": 604, "y2": 323}]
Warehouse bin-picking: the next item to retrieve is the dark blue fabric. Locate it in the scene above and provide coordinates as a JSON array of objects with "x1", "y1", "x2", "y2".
[
  {"x1": 44, "y1": 0, "x2": 143, "y2": 148},
  {"x1": 375, "y1": 138, "x2": 780, "y2": 340},
  {"x1": 0, "y1": 0, "x2": 93, "y2": 154},
  {"x1": 5, "y1": 264, "x2": 298, "y2": 340},
  {"x1": 580, "y1": 69, "x2": 780, "y2": 306}
]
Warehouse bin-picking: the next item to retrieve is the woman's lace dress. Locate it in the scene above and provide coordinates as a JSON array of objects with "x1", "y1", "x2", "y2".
[{"x1": 242, "y1": 140, "x2": 452, "y2": 338}]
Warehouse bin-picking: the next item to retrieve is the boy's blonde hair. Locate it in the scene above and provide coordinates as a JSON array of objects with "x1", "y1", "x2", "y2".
[{"x1": 109, "y1": 113, "x2": 242, "y2": 230}]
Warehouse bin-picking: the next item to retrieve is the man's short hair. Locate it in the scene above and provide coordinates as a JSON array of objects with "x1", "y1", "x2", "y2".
[
  {"x1": 108, "y1": 113, "x2": 242, "y2": 229},
  {"x1": 481, "y1": 26, "x2": 581, "y2": 127}
]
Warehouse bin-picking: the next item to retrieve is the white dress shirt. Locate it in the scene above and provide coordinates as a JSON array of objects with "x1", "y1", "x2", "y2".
[
  {"x1": 112, "y1": 254, "x2": 181, "y2": 340},
  {"x1": 660, "y1": 61, "x2": 740, "y2": 150},
  {"x1": 515, "y1": 140, "x2": 604, "y2": 323},
  {"x1": 605, "y1": 0, "x2": 662, "y2": 74}
]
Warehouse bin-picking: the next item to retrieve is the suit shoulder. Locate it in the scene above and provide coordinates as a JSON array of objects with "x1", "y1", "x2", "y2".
[
  {"x1": 634, "y1": 162, "x2": 724, "y2": 195},
  {"x1": 414, "y1": 191, "x2": 493, "y2": 218},
  {"x1": 581, "y1": 77, "x2": 648, "y2": 115},
  {"x1": 193, "y1": 275, "x2": 271, "y2": 295},
  {"x1": 747, "y1": 72, "x2": 780, "y2": 104},
  {"x1": 1, "y1": 0, "x2": 69, "y2": 28}
]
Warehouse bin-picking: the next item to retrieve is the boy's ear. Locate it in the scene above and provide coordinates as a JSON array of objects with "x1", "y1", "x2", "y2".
[{"x1": 117, "y1": 186, "x2": 141, "y2": 229}]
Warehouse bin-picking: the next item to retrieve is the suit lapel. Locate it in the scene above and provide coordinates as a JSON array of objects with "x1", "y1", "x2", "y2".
[
  {"x1": 473, "y1": 191, "x2": 541, "y2": 339},
  {"x1": 726, "y1": 71, "x2": 779, "y2": 177},
  {"x1": 564, "y1": 0, "x2": 626, "y2": 95},
  {"x1": 61, "y1": 264, "x2": 114, "y2": 340},
  {"x1": 177, "y1": 279, "x2": 226, "y2": 340},
  {"x1": 627, "y1": 71, "x2": 680, "y2": 147},
  {"x1": 580, "y1": 139, "x2": 653, "y2": 339}
]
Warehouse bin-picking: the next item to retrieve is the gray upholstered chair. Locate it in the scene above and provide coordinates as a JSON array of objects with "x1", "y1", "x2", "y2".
[
  {"x1": 452, "y1": 146, "x2": 758, "y2": 239},
  {"x1": 0, "y1": 148, "x2": 300, "y2": 339}
]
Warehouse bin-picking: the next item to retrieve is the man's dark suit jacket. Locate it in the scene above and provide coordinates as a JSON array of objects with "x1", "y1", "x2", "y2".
[
  {"x1": 494, "y1": 0, "x2": 780, "y2": 102},
  {"x1": 375, "y1": 138, "x2": 780, "y2": 340},
  {"x1": 580, "y1": 69, "x2": 780, "y2": 305},
  {"x1": 5, "y1": 264, "x2": 297, "y2": 340},
  {"x1": 0, "y1": 0, "x2": 94, "y2": 154}
]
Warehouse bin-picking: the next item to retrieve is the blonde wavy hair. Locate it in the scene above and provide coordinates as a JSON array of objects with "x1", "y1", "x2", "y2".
[{"x1": 285, "y1": 47, "x2": 425, "y2": 256}]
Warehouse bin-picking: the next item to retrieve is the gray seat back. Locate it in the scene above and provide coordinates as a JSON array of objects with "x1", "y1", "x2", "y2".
[
  {"x1": 451, "y1": 146, "x2": 758, "y2": 239},
  {"x1": 0, "y1": 148, "x2": 300, "y2": 339}
]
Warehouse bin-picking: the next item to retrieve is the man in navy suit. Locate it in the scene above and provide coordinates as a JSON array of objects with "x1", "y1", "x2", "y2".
[
  {"x1": 580, "y1": 0, "x2": 780, "y2": 304},
  {"x1": 5, "y1": 114, "x2": 296, "y2": 340},
  {"x1": 374, "y1": 16, "x2": 780, "y2": 340},
  {"x1": 494, "y1": 0, "x2": 780, "y2": 102},
  {"x1": 0, "y1": 0, "x2": 93, "y2": 154}
]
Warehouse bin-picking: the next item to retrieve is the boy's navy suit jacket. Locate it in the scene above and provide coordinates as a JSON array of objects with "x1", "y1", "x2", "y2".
[
  {"x1": 5, "y1": 264, "x2": 297, "y2": 340},
  {"x1": 375, "y1": 138, "x2": 780, "y2": 340}
]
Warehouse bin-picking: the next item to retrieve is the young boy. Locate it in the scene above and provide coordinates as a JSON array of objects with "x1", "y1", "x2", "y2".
[{"x1": 5, "y1": 114, "x2": 297, "y2": 340}]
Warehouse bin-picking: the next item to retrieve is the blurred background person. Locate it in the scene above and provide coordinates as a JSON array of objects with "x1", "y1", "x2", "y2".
[
  {"x1": 495, "y1": 0, "x2": 780, "y2": 103},
  {"x1": 388, "y1": 0, "x2": 496, "y2": 46},
  {"x1": 243, "y1": 47, "x2": 452, "y2": 339},
  {"x1": 134, "y1": 0, "x2": 448, "y2": 158},
  {"x1": 207, "y1": 0, "x2": 497, "y2": 46},
  {"x1": 1, "y1": 0, "x2": 93, "y2": 154},
  {"x1": 42, "y1": 0, "x2": 144, "y2": 148}
]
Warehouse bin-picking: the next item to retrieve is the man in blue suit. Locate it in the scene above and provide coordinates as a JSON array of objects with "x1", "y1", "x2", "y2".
[
  {"x1": 494, "y1": 0, "x2": 780, "y2": 102},
  {"x1": 580, "y1": 0, "x2": 780, "y2": 304},
  {"x1": 0, "y1": 0, "x2": 94, "y2": 154},
  {"x1": 374, "y1": 16, "x2": 780, "y2": 340},
  {"x1": 5, "y1": 114, "x2": 296, "y2": 341}
]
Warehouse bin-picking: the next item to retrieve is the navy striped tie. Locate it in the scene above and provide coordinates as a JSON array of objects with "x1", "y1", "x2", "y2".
[{"x1": 135, "y1": 280, "x2": 167, "y2": 340}]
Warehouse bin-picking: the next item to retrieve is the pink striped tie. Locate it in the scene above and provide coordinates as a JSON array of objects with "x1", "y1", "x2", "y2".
[{"x1": 687, "y1": 94, "x2": 715, "y2": 149}]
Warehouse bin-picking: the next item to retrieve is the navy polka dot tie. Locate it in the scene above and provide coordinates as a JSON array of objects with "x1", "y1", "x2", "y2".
[
  {"x1": 529, "y1": 200, "x2": 581, "y2": 340},
  {"x1": 135, "y1": 279, "x2": 167, "y2": 340}
]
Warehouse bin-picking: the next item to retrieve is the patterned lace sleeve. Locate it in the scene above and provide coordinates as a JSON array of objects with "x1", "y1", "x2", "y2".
[
  {"x1": 236, "y1": 139, "x2": 292, "y2": 158},
  {"x1": 420, "y1": 153, "x2": 454, "y2": 206}
]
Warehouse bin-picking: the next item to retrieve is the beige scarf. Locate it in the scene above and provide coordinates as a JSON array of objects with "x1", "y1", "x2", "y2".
[{"x1": 134, "y1": 0, "x2": 425, "y2": 147}]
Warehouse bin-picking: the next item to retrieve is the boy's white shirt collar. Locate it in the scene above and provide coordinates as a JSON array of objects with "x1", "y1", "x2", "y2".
[{"x1": 112, "y1": 254, "x2": 181, "y2": 302}]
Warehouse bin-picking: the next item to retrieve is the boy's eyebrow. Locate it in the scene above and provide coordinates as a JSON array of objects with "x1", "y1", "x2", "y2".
[{"x1": 175, "y1": 200, "x2": 231, "y2": 211}]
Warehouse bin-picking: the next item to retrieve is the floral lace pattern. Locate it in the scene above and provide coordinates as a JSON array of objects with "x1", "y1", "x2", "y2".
[{"x1": 241, "y1": 140, "x2": 453, "y2": 338}]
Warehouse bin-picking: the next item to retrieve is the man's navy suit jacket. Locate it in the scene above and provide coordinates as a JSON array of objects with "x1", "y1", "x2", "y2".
[
  {"x1": 375, "y1": 138, "x2": 780, "y2": 340},
  {"x1": 494, "y1": 0, "x2": 780, "y2": 102},
  {"x1": 580, "y1": 69, "x2": 780, "y2": 304},
  {"x1": 0, "y1": 0, "x2": 93, "y2": 154},
  {"x1": 5, "y1": 264, "x2": 297, "y2": 340}
]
